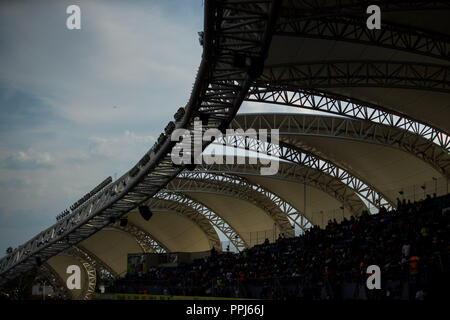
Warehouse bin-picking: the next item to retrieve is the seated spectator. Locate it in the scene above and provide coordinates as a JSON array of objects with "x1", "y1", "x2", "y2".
[{"x1": 107, "y1": 194, "x2": 449, "y2": 301}]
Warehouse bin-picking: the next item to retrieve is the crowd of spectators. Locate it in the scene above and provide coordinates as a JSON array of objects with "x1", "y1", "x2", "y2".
[{"x1": 106, "y1": 194, "x2": 450, "y2": 300}]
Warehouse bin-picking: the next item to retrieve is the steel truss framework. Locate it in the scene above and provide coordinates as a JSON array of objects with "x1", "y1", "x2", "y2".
[
  {"x1": 63, "y1": 247, "x2": 96, "y2": 300},
  {"x1": 40, "y1": 263, "x2": 72, "y2": 300},
  {"x1": 4, "y1": 0, "x2": 449, "y2": 288},
  {"x1": 154, "y1": 191, "x2": 246, "y2": 251},
  {"x1": 0, "y1": 0, "x2": 280, "y2": 284},
  {"x1": 274, "y1": 14, "x2": 450, "y2": 62},
  {"x1": 258, "y1": 61, "x2": 450, "y2": 93},
  {"x1": 167, "y1": 178, "x2": 295, "y2": 237},
  {"x1": 114, "y1": 224, "x2": 167, "y2": 254},
  {"x1": 213, "y1": 134, "x2": 391, "y2": 208},
  {"x1": 230, "y1": 113, "x2": 450, "y2": 178},
  {"x1": 192, "y1": 158, "x2": 368, "y2": 214},
  {"x1": 245, "y1": 88, "x2": 450, "y2": 150},
  {"x1": 170, "y1": 171, "x2": 312, "y2": 234},
  {"x1": 74, "y1": 244, "x2": 118, "y2": 278},
  {"x1": 145, "y1": 197, "x2": 222, "y2": 250},
  {"x1": 280, "y1": 0, "x2": 450, "y2": 14}
]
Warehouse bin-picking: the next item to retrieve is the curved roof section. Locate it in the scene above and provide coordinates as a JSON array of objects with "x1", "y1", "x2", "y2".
[
  {"x1": 230, "y1": 113, "x2": 449, "y2": 203},
  {"x1": 170, "y1": 171, "x2": 312, "y2": 232},
  {"x1": 183, "y1": 193, "x2": 278, "y2": 246},
  {"x1": 243, "y1": 175, "x2": 346, "y2": 227},
  {"x1": 46, "y1": 254, "x2": 89, "y2": 300},
  {"x1": 167, "y1": 177, "x2": 294, "y2": 235},
  {"x1": 194, "y1": 161, "x2": 367, "y2": 216},
  {"x1": 279, "y1": 1, "x2": 450, "y2": 38},
  {"x1": 0, "y1": 0, "x2": 281, "y2": 285},
  {"x1": 287, "y1": 137, "x2": 442, "y2": 200},
  {"x1": 128, "y1": 210, "x2": 214, "y2": 253},
  {"x1": 2, "y1": 0, "x2": 449, "y2": 291},
  {"x1": 79, "y1": 229, "x2": 142, "y2": 275},
  {"x1": 262, "y1": 0, "x2": 450, "y2": 132},
  {"x1": 156, "y1": 191, "x2": 247, "y2": 250}
]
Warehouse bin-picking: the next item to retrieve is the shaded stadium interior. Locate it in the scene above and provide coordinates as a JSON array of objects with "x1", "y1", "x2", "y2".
[{"x1": 0, "y1": 0, "x2": 449, "y2": 300}]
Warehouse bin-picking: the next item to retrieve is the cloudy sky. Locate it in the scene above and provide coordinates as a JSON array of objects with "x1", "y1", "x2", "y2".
[
  {"x1": 0, "y1": 0, "x2": 211, "y2": 252},
  {"x1": 0, "y1": 0, "x2": 311, "y2": 254}
]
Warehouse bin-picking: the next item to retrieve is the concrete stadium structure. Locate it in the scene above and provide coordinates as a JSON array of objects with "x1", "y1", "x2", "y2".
[{"x1": 0, "y1": 0, "x2": 449, "y2": 299}]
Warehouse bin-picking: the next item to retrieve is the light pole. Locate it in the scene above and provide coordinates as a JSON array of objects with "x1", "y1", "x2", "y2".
[
  {"x1": 421, "y1": 185, "x2": 426, "y2": 199},
  {"x1": 320, "y1": 210, "x2": 324, "y2": 228},
  {"x1": 303, "y1": 179, "x2": 307, "y2": 227},
  {"x1": 432, "y1": 177, "x2": 437, "y2": 196}
]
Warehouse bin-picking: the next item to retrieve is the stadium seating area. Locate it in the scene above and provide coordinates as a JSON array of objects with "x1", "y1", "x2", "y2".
[{"x1": 106, "y1": 195, "x2": 450, "y2": 300}]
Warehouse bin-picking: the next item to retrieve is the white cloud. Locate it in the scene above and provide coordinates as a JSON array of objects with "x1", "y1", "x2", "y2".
[
  {"x1": 15, "y1": 149, "x2": 53, "y2": 165},
  {"x1": 0, "y1": 0, "x2": 203, "y2": 251},
  {"x1": 2, "y1": 148, "x2": 54, "y2": 170},
  {"x1": 88, "y1": 130, "x2": 155, "y2": 162}
]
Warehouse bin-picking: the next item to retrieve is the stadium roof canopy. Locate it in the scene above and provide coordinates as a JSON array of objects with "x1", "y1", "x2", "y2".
[
  {"x1": 253, "y1": 0, "x2": 450, "y2": 134},
  {"x1": 1, "y1": 0, "x2": 449, "y2": 298}
]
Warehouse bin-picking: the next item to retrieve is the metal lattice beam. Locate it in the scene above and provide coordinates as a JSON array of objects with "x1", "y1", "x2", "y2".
[
  {"x1": 275, "y1": 15, "x2": 450, "y2": 62},
  {"x1": 213, "y1": 134, "x2": 392, "y2": 208},
  {"x1": 40, "y1": 263, "x2": 72, "y2": 300},
  {"x1": 169, "y1": 172, "x2": 312, "y2": 234},
  {"x1": 73, "y1": 245, "x2": 118, "y2": 278},
  {"x1": 143, "y1": 197, "x2": 222, "y2": 250},
  {"x1": 258, "y1": 61, "x2": 450, "y2": 93},
  {"x1": 63, "y1": 248, "x2": 96, "y2": 300},
  {"x1": 155, "y1": 191, "x2": 247, "y2": 251},
  {"x1": 246, "y1": 88, "x2": 450, "y2": 149},
  {"x1": 230, "y1": 113, "x2": 450, "y2": 178},
  {"x1": 280, "y1": 0, "x2": 450, "y2": 14},
  {"x1": 0, "y1": 0, "x2": 280, "y2": 284},
  {"x1": 190, "y1": 159, "x2": 370, "y2": 216},
  {"x1": 114, "y1": 224, "x2": 167, "y2": 254}
]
